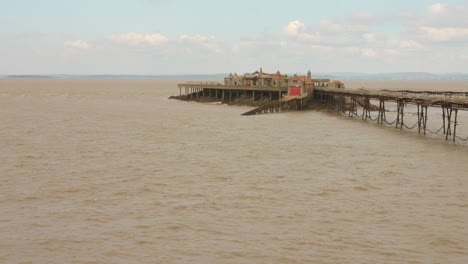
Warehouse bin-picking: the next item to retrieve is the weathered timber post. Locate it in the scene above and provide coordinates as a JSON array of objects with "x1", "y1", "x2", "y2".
[
  {"x1": 446, "y1": 106, "x2": 453, "y2": 140},
  {"x1": 396, "y1": 101, "x2": 400, "y2": 129},
  {"x1": 378, "y1": 99, "x2": 386, "y2": 124},
  {"x1": 336, "y1": 97, "x2": 341, "y2": 114},
  {"x1": 423, "y1": 105, "x2": 428, "y2": 135},
  {"x1": 442, "y1": 106, "x2": 446, "y2": 134},
  {"x1": 364, "y1": 98, "x2": 368, "y2": 120},
  {"x1": 354, "y1": 97, "x2": 358, "y2": 117},
  {"x1": 349, "y1": 97, "x2": 354, "y2": 117},
  {"x1": 417, "y1": 104, "x2": 422, "y2": 133},
  {"x1": 382, "y1": 100, "x2": 386, "y2": 123},
  {"x1": 453, "y1": 109, "x2": 459, "y2": 142},
  {"x1": 396, "y1": 100, "x2": 405, "y2": 130},
  {"x1": 341, "y1": 96, "x2": 346, "y2": 114},
  {"x1": 367, "y1": 98, "x2": 370, "y2": 120}
]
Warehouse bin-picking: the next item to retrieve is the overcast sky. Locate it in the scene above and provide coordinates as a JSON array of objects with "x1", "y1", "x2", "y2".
[{"x1": 1, "y1": 0, "x2": 468, "y2": 74}]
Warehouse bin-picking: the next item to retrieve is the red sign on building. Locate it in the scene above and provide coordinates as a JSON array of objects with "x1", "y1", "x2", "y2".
[{"x1": 289, "y1": 86, "x2": 302, "y2": 96}]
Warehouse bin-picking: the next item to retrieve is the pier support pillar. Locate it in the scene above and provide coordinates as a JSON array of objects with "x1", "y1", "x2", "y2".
[
  {"x1": 453, "y1": 109, "x2": 459, "y2": 142},
  {"x1": 396, "y1": 100, "x2": 405, "y2": 130},
  {"x1": 446, "y1": 106, "x2": 453, "y2": 140},
  {"x1": 442, "y1": 106, "x2": 447, "y2": 134},
  {"x1": 417, "y1": 104, "x2": 428, "y2": 134}
]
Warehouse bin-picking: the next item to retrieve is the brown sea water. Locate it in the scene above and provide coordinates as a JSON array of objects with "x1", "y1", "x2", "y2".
[{"x1": 1, "y1": 79, "x2": 468, "y2": 263}]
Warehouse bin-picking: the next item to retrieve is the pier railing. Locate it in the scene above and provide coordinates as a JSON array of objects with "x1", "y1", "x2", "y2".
[
  {"x1": 315, "y1": 87, "x2": 468, "y2": 109},
  {"x1": 185, "y1": 81, "x2": 223, "y2": 85},
  {"x1": 178, "y1": 83, "x2": 288, "y2": 91}
]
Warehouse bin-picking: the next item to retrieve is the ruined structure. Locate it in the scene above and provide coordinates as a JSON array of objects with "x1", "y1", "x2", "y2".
[
  {"x1": 223, "y1": 68, "x2": 342, "y2": 99},
  {"x1": 172, "y1": 68, "x2": 468, "y2": 143}
]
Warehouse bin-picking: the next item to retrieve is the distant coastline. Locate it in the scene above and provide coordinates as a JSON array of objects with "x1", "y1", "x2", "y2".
[
  {"x1": 6, "y1": 75, "x2": 52, "y2": 79},
  {"x1": 1, "y1": 72, "x2": 468, "y2": 80}
]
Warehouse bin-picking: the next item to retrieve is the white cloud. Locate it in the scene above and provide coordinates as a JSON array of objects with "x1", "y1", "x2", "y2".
[
  {"x1": 428, "y1": 3, "x2": 447, "y2": 15},
  {"x1": 320, "y1": 20, "x2": 368, "y2": 33},
  {"x1": 179, "y1": 34, "x2": 225, "y2": 53},
  {"x1": 284, "y1": 20, "x2": 304, "y2": 36},
  {"x1": 420, "y1": 26, "x2": 468, "y2": 41},
  {"x1": 284, "y1": 18, "x2": 372, "y2": 46},
  {"x1": 284, "y1": 20, "x2": 321, "y2": 42},
  {"x1": 64, "y1": 40, "x2": 91, "y2": 49},
  {"x1": 55, "y1": 4, "x2": 468, "y2": 74},
  {"x1": 107, "y1": 32, "x2": 168, "y2": 46}
]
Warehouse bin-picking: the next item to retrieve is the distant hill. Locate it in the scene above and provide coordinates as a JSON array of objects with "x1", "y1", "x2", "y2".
[
  {"x1": 6, "y1": 75, "x2": 52, "y2": 79},
  {"x1": 2, "y1": 73, "x2": 468, "y2": 80}
]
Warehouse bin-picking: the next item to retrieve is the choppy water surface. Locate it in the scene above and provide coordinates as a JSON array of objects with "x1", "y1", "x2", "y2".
[{"x1": 1, "y1": 79, "x2": 468, "y2": 263}]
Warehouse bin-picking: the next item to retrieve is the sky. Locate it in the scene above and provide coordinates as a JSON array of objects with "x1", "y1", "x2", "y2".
[{"x1": 1, "y1": 0, "x2": 468, "y2": 74}]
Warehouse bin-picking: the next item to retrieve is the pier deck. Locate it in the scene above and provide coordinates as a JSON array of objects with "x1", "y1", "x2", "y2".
[
  {"x1": 176, "y1": 82, "x2": 289, "y2": 103},
  {"x1": 314, "y1": 87, "x2": 468, "y2": 142},
  {"x1": 315, "y1": 87, "x2": 468, "y2": 110},
  {"x1": 172, "y1": 81, "x2": 468, "y2": 143},
  {"x1": 178, "y1": 83, "x2": 288, "y2": 92}
]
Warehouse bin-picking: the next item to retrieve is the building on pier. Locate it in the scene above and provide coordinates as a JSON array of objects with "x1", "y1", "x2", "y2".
[
  {"x1": 288, "y1": 71, "x2": 314, "y2": 97},
  {"x1": 224, "y1": 68, "x2": 287, "y2": 87},
  {"x1": 224, "y1": 68, "x2": 330, "y2": 97},
  {"x1": 177, "y1": 68, "x2": 346, "y2": 105}
]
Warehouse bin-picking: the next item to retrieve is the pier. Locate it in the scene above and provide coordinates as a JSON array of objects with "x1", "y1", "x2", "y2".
[
  {"x1": 314, "y1": 87, "x2": 468, "y2": 142},
  {"x1": 172, "y1": 69, "x2": 468, "y2": 143},
  {"x1": 176, "y1": 82, "x2": 288, "y2": 103}
]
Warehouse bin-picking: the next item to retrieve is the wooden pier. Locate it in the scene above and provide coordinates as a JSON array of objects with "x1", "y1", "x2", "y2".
[
  {"x1": 175, "y1": 82, "x2": 314, "y2": 115},
  {"x1": 314, "y1": 87, "x2": 468, "y2": 142},
  {"x1": 176, "y1": 82, "x2": 288, "y2": 103},
  {"x1": 173, "y1": 76, "x2": 468, "y2": 143}
]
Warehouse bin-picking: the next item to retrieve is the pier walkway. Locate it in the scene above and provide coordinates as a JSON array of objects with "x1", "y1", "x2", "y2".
[
  {"x1": 174, "y1": 81, "x2": 468, "y2": 143},
  {"x1": 314, "y1": 87, "x2": 468, "y2": 142},
  {"x1": 241, "y1": 96, "x2": 300, "y2": 116},
  {"x1": 177, "y1": 82, "x2": 288, "y2": 102}
]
